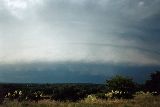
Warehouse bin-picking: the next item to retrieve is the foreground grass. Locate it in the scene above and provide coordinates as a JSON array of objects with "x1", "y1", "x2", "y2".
[{"x1": 1, "y1": 95, "x2": 160, "y2": 107}]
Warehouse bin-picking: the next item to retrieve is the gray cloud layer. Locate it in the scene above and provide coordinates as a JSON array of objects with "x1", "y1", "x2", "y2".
[
  {"x1": 0, "y1": 0, "x2": 160, "y2": 66},
  {"x1": 0, "y1": 62, "x2": 159, "y2": 83}
]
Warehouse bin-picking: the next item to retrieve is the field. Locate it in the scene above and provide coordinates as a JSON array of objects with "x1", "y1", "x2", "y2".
[
  {"x1": 0, "y1": 72, "x2": 159, "y2": 107},
  {"x1": 1, "y1": 94, "x2": 160, "y2": 107}
]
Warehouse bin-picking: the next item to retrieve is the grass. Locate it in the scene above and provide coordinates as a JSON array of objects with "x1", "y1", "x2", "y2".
[{"x1": 1, "y1": 94, "x2": 160, "y2": 107}]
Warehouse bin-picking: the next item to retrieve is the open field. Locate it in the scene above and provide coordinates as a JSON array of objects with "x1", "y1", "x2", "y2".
[{"x1": 1, "y1": 94, "x2": 160, "y2": 107}]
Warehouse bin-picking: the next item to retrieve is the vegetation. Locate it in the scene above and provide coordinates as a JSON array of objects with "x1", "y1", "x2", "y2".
[
  {"x1": 145, "y1": 71, "x2": 160, "y2": 95},
  {"x1": 0, "y1": 71, "x2": 159, "y2": 107},
  {"x1": 106, "y1": 75, "x2": 136, "y2": 99},
  {"x1": 0, "y1": 94, "x2": 160, "y2": 107}
]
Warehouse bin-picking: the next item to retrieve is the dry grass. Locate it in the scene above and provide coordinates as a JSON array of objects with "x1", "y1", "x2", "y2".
[{"x1": 1, "y1": 94, "x2": 160, "y2": 107}]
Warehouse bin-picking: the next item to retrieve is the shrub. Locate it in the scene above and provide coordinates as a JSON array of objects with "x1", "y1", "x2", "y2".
[
  {"x1": 106, "y1": 75, "x2": 136, "y2": 99},
  {"x1": 51, "y1": 86, "x2": 87, "y2": 101},
  {"x1": 145, "y1": 71, "x2": 160, "y2": 95},
  {"x1": 105, "y1": 90, "x2": 130, "y2": 99},
  {"x1": 84, "y1": 95, "x2": 97, "y2": 103}
]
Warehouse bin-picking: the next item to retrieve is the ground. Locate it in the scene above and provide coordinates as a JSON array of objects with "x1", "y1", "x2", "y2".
[{"x1": 1, "y1": 94, "x2": 160, "y2": 107}]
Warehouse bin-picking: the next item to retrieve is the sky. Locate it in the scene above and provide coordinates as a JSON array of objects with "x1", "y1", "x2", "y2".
[{"x1": 0, "y1": 0, "x2": 160, "y2": 83}]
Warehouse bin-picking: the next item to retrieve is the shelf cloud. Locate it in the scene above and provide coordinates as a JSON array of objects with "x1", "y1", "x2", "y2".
[{"x1": 0, "y1": 0, "x2": 160, "y2": 83}]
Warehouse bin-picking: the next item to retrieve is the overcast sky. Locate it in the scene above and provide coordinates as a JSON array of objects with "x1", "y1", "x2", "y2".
[{"x1": 0, "y1": 0, "x2": 160, "y2": 83}]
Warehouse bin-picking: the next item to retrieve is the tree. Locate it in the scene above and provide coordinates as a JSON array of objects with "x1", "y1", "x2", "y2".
[
  {"x1": 106, "y1": 75, "x2": 136, "y2": 99},
  {"x1": 145, "y1": 71, "x2": 160, "y2": 95}
]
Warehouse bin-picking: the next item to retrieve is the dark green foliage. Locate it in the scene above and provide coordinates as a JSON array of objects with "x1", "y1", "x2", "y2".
[
  {"x1": 0, "y1": 83, "x2": 105, "y2": 102},
  {"x1": 145, "y1": 71, "x2": 160, "y2": 95},
  {"x1": 51, "y1": 86, "x2": 86, "y2": 101},
  {"x1": 106, "y1": 75, "x2": 136, "y2": 99},
  {"x1": 51, "y1": 84, "x2": 105, "y2": 101}
]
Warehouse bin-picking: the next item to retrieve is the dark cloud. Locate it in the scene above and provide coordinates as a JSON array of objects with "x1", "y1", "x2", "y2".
[
  {"x1": 0, "y1": 62, "x2": 159, "y2": 83},
  {"x1": 0, "y1": 0, "x2": 160, "y2": 83}
]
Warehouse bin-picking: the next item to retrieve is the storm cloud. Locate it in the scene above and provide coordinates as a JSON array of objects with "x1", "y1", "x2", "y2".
[{"x1": 0, "y1": 0, "x2": 160, "y2": 83}]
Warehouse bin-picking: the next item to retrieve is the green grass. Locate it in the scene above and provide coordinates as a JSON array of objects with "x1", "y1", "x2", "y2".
[{"x1": 1, "y1": 95, "x2": 160, "y2": 107}]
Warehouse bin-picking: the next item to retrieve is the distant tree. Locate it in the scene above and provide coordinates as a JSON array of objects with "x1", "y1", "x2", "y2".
[
  {"x1": 145, "y1": 71, "x2": 160, "y2": 95},
  {"x1": 106, "y1": 75, "x2": 136, "y2": 99}
]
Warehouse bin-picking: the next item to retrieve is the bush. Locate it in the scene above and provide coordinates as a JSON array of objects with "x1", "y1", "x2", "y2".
[
  {"x1": 106, "y1": 75, "x2": 136, "y2": 99},
  {"x1": 51, "y1": 86, "x2": 87, "y2": 101},
  {"x1": 145, "y1": 71, "x2": 160, "y2": 95},
  {"x1": 84, "y1": 95, "x2": 97, "y2": 103}
]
